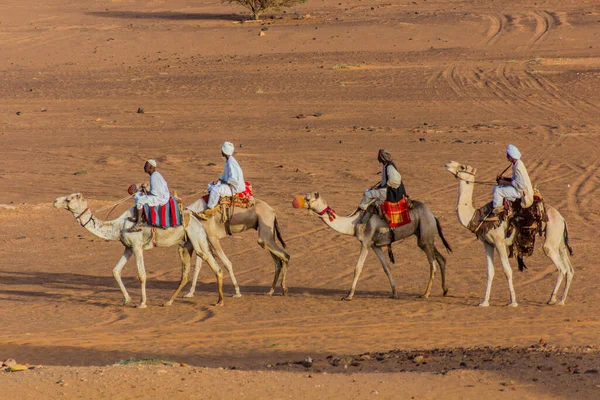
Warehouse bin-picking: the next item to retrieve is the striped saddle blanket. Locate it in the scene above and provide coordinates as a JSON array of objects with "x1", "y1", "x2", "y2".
[
  {"x1": 142, "y1": 196, "x2": 182, "y2": 228},
  {"x1": 380, "y1": 198, "x2": 412, "y2": 228}
]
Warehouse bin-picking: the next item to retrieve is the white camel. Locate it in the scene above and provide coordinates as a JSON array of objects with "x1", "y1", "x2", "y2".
[
  {"x1": 53, "y1": 193, "x2": 225, "y2": 308},
  {"x1": 175, "y1": 197, "x2": 290, "y2": 302},
  {"x1": 292, "y1": 192, "x2": 452, "y2": 300},
  {"x1": 444, "y1": 161, "x2": 574, "y2": 306}
]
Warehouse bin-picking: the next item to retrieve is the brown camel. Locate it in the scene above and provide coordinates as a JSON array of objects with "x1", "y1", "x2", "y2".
[
  {"x1": 165, "y1": 197, "x2": 290, "y2": 303},
  {"x1": 292, "y1": 192, "x2": 452, "y2": 300}
]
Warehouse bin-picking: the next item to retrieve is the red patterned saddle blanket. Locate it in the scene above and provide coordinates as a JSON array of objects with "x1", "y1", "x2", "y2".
[
  {"x1": 202, "y1": 182, "x2": 255, "y2": 209},
  {"x1": 380, "y1": 197, "x2": 412, "y2": 228}
]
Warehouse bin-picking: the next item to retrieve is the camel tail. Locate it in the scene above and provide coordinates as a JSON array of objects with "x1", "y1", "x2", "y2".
[
  {"x1": 435, "y1": 217, "x2": 452, "y2": 254},
  {"x1": 563, "y1": 221, "x2": 573, "y2": 256},
  {"x1": 274, "y1": 217, "x2": 287, "y2": 249}
]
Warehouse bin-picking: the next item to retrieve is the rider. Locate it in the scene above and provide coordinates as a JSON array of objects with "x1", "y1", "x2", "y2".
[
  {"x1": 128, "y1": 159, "x2": 170, "y2": 232},
  {"x1": 490, "y1": 144, "x2": 533, "y2": 217},
  {"x1": 200, "y1": 141, "x2": 245, "y2": 218},
  {"x1": 356, "y1": 149, "x2": 407, "y2": 234}
]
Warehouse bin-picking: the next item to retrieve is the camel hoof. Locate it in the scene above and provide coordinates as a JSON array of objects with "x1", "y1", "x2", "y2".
[
  {"x1": 341, "y1": 296, "x2": 353, "y2": 301},
  {"x1": 162, "y1": 301, "x2": 173, "y2": 307},
  {"x1": 183, "y1": 292, "x2": 195, "y2": 298},
  {"x1": 266, "y1": 290, "x2": 274, "y2": 297},
  {"x1": 478, "y1": 301, "x2": 490, "y2": 307},
  {"x1": 282, "y1": 288, "x2": 288, "y2": 296},
  {"x1": 557, "y1": 300, "x2": 566, "y2": 306},
  {"x1": 213, "y1": 301, "x2": 224, "y2": 307},
  {"x1": 136, "y1": 303, "x2": 147, "y2": 309},
  {"x1": 390, "y1": 293, "x2": 400, "y2": 300},
  {"x1": 420, "y1": 293, "x2": 430, "y2": 299},
  {"x1": 122, "y1": 298, "x2": 131, "y2": 306},
  {"x1": 506, "y1": 302, "x2": 518, "y2": 307},
  {"x1": 232, "y1": 293, "x2": 242, "y2": 298},
  {"x1": 443, "y1": 288, "x2": 449, "y2": 297},
  {"x1": 547, "y1": 299, "x2": 557, "y2": 305}
]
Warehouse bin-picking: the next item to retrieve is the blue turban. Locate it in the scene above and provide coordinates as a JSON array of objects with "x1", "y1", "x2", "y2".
[{"x1": 506, "y1": 144, "x2": 521, "y2": 160}]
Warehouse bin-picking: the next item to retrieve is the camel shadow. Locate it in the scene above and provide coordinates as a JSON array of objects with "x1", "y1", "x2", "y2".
[{"x1": 86, "y1": 11, "x2": 244, "y2": 22}]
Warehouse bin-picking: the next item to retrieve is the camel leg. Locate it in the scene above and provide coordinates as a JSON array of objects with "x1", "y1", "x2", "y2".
[
  {"x1": 558, "y1": 246, "x2": 574, "y2": 305},
  {"x1": 163, "y1": 244, "x2": 193, "y2": 307},
  {"x1": 342, "y1": 244, "x2": 369, "y2": 301},
  {"x1": 480, "y1": 243, "x2": 495, "y2": 307},
  {"x1": 373, "y1": 246, "x2": 398, "y2": 299},
  {"x1": 258, "y1": 220, "x2": 291, "y2": 296},
  {"x1": 435, "y1": 247, "x2": 449, "y2": 296},
  {"x1": 184, "y1": 256, "x2": 203, "y2": 298},
  {"x1": 210, "y1": 239, "x2": 242, "y2": 297},
  {"x1": 112, "y1": 248, "x2": 133, "y2": 306},
  {"x1": 132, "y1": 246, "x2": 148, "y2": 309},
  {"x1": 496, "y1": 244, "x2": 517, "y2": 307},
  {"x1": 419, "y1": 243, "x2": 437, "y2": 299},
  {"x1": 543, "y1": 245, "x2": 566, "y2": 305},
  {"x1": 267, "y1": 253, "x2": 282, "y2": 297},
  {"x1": 189, "y1": 238, "x2": 224, "y2": 307}
]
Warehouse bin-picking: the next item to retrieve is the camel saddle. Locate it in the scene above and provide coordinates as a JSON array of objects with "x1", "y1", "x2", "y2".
[{"x1": 468, "y1": 190, "x2": 548, "y2": 258}]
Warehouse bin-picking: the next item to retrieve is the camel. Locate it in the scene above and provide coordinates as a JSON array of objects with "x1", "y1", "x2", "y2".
[
  {"x1": 175, "y1": 197, "x2": 290, "y2": 301},
  {"x1": 444, "y1": 161, "x2": 574, "y2": 306},
  {"x1": 53, "y1": 193, "x2": 225, "y2": 308},
  {"x1": 292, "y1": 192, "x2": 452, "y2": 300}
]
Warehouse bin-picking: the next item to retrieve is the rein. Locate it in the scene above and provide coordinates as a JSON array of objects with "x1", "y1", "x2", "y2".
[{"x1": 454, "y1": 163, "x2": 512, "y2": 186}]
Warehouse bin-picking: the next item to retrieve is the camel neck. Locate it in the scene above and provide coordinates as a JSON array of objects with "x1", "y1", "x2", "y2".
[
  {"x1": 72, "y1": 208, "x2": 124, "y2": 241},
  {"x1": 456, "y1": 180, "x2": 476, "y2": 228},
  {"x1": 318, "y1": 207, "x2": 360, "y2": 236}
]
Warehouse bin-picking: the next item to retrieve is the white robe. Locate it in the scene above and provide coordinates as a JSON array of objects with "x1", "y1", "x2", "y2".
[
  {"x1": 134, "y1": 171, "x2": 170, "y2": 209},
  {"x1": 207, "y1": 156, "x2": 245, "y2": 208}
]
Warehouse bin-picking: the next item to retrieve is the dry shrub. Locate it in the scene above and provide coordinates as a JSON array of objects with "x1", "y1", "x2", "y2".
[{"x1": 223, "y1": 0, "x2": 307, "y2": 20}]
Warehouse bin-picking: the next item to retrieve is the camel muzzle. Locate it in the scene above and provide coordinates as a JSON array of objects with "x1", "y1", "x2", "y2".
[{"x1": 292, "y1": 196, "x2": 306, "y2": 209}]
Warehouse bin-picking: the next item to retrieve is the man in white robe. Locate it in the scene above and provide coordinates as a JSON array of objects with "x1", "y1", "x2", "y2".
[
  {"x1": 200, "y1": 141, "x2": 245, "y2": 218},
  {"x1": 490, "y1": 144, "x2": 533, "y2": 216},
  {"x1": 128, "y1": 159, "x2": 170, "y2": 231}
]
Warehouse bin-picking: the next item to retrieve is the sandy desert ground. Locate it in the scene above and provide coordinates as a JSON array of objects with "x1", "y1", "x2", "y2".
[{"x1": 1, "y1": 0, "x2": 600, "y2": 398}]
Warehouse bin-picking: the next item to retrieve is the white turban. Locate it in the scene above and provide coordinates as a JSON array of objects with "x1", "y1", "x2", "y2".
[
  {"x1": 506, "y1": 145, "x2": 521, "y2": 160},
  {"x1": 147, "y1": 159, "x2": 157, "y2": 167},
  {"x1": 221, "y1": 141, "x2": 235, "y2": 156}
]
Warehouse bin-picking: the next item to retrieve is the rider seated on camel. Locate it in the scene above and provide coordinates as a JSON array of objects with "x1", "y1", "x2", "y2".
[
  {"x1": 128, "y1": 159, "x2": 170, "y2": 232},
  {"x1": 356, "y1": 149, "x2": 407, "y2": 234},
  {"x1": 489, "y1": 144, "x2": 533, "y2": 219},
  {"x1": 198, "y1": 141, "x2": 245, "y2": 219}
]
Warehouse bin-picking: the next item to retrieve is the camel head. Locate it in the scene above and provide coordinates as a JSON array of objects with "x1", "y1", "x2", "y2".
[
  {"x1": 53, "y1": 193, "x2": 89, "y2": 214},
  {"x1": 445, "y1": 161, "x2": 477, "y2": 184},
  {"x1": 292, "y1": 192, "x2": 327, "y2": 213}
]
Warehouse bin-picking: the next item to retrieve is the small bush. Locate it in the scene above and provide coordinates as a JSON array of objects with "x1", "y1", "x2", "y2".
[{"x1": 223, "y1": 0, "x2": 307, "y2": 20}]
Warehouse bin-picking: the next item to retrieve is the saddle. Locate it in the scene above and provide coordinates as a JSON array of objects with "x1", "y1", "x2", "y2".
[
  {"x1": 468, "y1": 190, "x2": 548, "y2": 259},
  {"x1": 201, "y1": 182, "x2": 255, "y2": 210}
]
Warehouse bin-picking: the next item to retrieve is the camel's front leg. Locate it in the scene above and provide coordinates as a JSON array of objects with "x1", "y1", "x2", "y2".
[
  {"x1": 373, "y1": 246, "x2": 398, "y2": 299},
  {"x1": 496, "y1": 244, "x2": 517, "y2": 307},
  {"x1": 132, "y1": 247, "x2": 148, "y2": 308},
  {"x1": 342, "y1": 245, "x2": 369, "y2": 301},
  {"x1": 211, "y1": 238, "x2": 241, "y2": 297},
  {"x1": 163, "y1": 244, "x2": 193, "y2": 307},
  {"x1": 184, "y1": 256, "x2": 203, "y2": 298},
  {"x1": 480, "y1": 243, "x2": 495, "y2": 307},
  {"x1": 112, "y1": 248, "x2": 133, "y2": 306}
]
